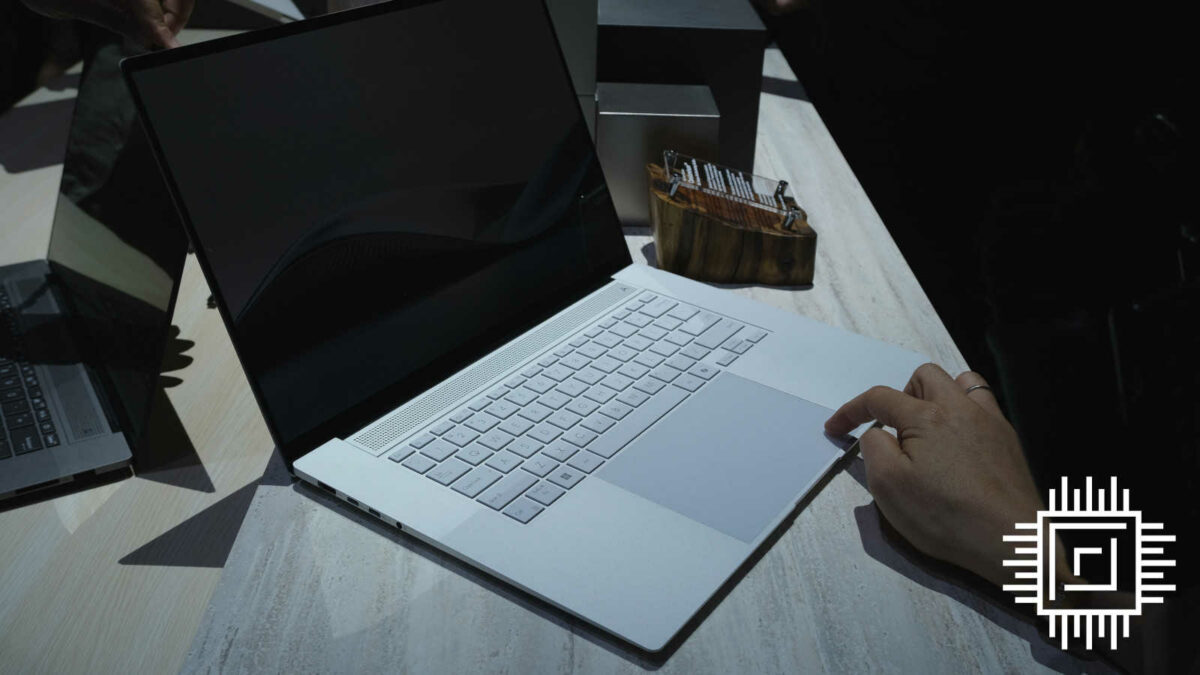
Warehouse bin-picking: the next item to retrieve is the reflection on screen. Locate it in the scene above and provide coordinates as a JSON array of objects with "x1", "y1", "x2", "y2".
[
  {"x1": 130, "y1": 0, "x2": 630, "y2": 453},
  {"x1": 45, "y1": 40, "x2": 188, "y2": 449}
]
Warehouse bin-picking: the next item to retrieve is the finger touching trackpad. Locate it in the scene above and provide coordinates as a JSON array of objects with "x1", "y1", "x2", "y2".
[{"x1": 597, "y1": 373, "x2": 841, "y2": 543}]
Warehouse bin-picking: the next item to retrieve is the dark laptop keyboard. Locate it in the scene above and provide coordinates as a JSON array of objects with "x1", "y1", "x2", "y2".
[{"x1": 1, "y1": 289, "x2": 61, "y2": 459}]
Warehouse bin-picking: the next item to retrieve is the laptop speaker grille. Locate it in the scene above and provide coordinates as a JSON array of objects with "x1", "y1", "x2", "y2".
[{"x1": 350, "y1": 282, "x2": 637, "y2": 454}]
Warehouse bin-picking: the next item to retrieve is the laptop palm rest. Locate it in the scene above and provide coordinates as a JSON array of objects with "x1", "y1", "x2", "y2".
[{"x1": 597, "y1": 373, "x2": 841, "y2": 543}]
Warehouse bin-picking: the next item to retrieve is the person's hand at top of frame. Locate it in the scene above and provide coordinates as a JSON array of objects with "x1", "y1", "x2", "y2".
[
  {"x1": 824, "y1": 363, "x2": 1052, "y2": 588},
  {"x1": 21, "y1": 0, "x2": 194, "y2": 49}
]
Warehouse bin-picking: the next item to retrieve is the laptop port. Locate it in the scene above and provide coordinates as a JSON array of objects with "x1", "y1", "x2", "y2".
[
  {"x1": 346, "y1": 496, "x2": 359, "y2": 506},
  {"x1": 368, "y1": 507, "x2": 381, "y2": 517}
]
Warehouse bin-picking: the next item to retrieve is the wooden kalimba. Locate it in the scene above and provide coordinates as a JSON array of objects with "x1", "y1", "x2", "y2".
[{"x1": 647, "y1": 151, "x2": 816, "y2": 286}]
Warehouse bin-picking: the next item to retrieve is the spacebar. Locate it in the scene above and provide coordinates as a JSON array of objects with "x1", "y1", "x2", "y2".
[{"x1": 588, "y1": 386, "x2": 689, "y2": 459}]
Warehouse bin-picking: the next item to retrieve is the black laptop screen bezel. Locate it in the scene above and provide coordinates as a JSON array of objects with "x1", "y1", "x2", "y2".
[{"x1": 120, "y1": 0, "x2": 634, "y2": 468}]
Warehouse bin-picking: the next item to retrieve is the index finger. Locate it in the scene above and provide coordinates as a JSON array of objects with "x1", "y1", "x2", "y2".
[{"x1": 824, "y1": 385, "x2": 926, "y2": 436}]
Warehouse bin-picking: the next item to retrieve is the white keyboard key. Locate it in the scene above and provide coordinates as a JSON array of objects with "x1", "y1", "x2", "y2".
[
  {"x1": 468, "y1": 397, "x2": 491, "y2": 411},
  {"x1": 618, "y1": 362, "x2": 650, "y2": 380},
  {"x1": 656, "y1": 316, "x2": 684, "y2": 331},
  {"x1": 442, "y1": 427, "x2": 479, "y2": 447},
  {"x1": 556, "y1": 379, "x2": 588, "y2": 398},
  {"x1": 409, "y1": 433, "x2": 436, "y2": 449},
  {"x1": 528, "y1": 424, "x2": 562, "y2": 444},
  {"x1": 648, "y1": 342, "x2": 678, "y2": 357},
  {"x1": 524, "y1": 375, "x2": 556, "y2": 394},
  {"x1": 623, "y1": 335, "x2": 653, "y2": 351},
  {"x1": 583, "y1": 384, "x2": 619, "y2": 403},
  {"x1": 641, "y1": 293, "x2": 658, "y2": 302},
  {"x1": 573, "y1": 368, "x2": 604, "y2": 385},
  {"x1": 507, "y1": 438, "x2": 543, "y2": 458},
  {"x1": 479, "y1": 471, "x2": 537, "y2": 510},
  {"x1": 518, "y1": 402, "x2": 553, "y2": 423},
  {"x1": 569, "y1": 335, "x2": 589, "y2": 348},
  {"x1": 610, "y1": 322, "x2": 638, "y2": 338},
  {"x1": 455, "y1": 443, "x2": 492, "y2": 466},
  {"x1": 547, "y1": 410, "x2": 582, "y2": 430},
  {"x1": 666, "y1": 355, "x2": 697, "y2": 372},
  {"x1": 625, "y1": 313, "x2": 652, "y2": 328},
  {"x1": 633, "y1": 377, "x2": 666, "y2": 395},
  {"x1": 716, "y1": 351, "x2": 738, "y2": 366},
  {"x1": 599, "y1": 402, "x2": 633, "y2": 420},
  {"x1": 565, "y1": 397, "x2": 600, "y2": 417},
  {"x1": 465, "y1": 413, "x2": 500, "y2": 433},
  {"x1": 525, "y1": 481, "x2": 565, "y2": 506},
  {"x1": 598, "y1": 318, "x2": 616, "y2": 329},
  {"x1": 503, "y1": 498, "x2": 544, "y2": 524},
  {"x1": 478, "y1": 430, "x2": 513, "y2": 451},
  {"x1": 505, "y1": 388, "x2": 537, "y2": 406},
  {"x1": 695, "y1": 318, "x2": 744, "y2": 349},
  {"x1": 452, "y1": 466, "x2": 502, "y2": 497},
  {"x1": 577, "y1": 343, "x2": 606, "y2": 359},
  {"x1": 559, "y1": 353, "x2": 590, "y2": 370},
  {"x1": 607, "y1": 345, "x2": 637, "y2": 362},
  {"x1": 601, "y1": 373, "x2": 634, "y2": 391},
  {"x1": 521, "y1": 455, "x2": 558, "y2": 478},
  {"x1": 580, "y1": 414, "x2": 615, "y2": 434},
  {"x1": 633, "y1": 352, "x2": 664, "y2": 368},
  {"x1": 402, "y1": 454, "x2": 436, "y2": 474},
  {"x1": 543, "y1": 442, "x2": 578, "y2": 462},
  {"x1": 586, "y1": 386, "x2": 688, "y2": 459},
  {"x1": 673, "y1": 373, "x2": 706, "y2": 392},
  {"x1": 667, "y1": 304, "x2": 699, "y2": 321},
  {"x1": 650, "y1": 365, "x2": 682, "y2": 382},
  {"x1": 486, "y1": 386, "x2": 508, "y2": 400},
  {"x1": 679, "y1": 311, "x2": 720, "y2": 335},
  {"x1": 744, "y1": 328, "x2": 768, "y2": 342},
  {"x1": 388, "y1": 446, "x2": 414, "y2": 462},
  {"x1": 594, "y1": 333, "x2": 622, "y2": 348},
  {"x1": 591, "y1": 356, "x2": 621, "y2": 373},
  {"x1": 487, "y1": 400, "x2": 520, "y2": 419},
  {"x1": 547, "y1": 466, "x2": 585, "y2": 489},
  {"x1": 553, "y1": 345, "x2": 573, "y2": 357},
  {"x1": 542, "y1": 365, "x2": 574, "y2": 382},
  {"x1": 624, "y1": 302, "x2": 642, "y2": 312},
  {"x1": 428, "y1": 460, "x2": 471, "y2": 485},
  {"x1": 504, "y1": 375, "x2": 526, "y2": 389},
  {"x1": 522, "y1": 365, "x2": 542, "y2": 378},
  {"x1": 681, "y1": 344, "x2": 711, "y2": 360},
  {"x1": 538, "y1": 391, "x2": 571, "y2": 410},
  {"x1": 450, "y1": 409, "x2": 473, "y2": 423},
  {"x1": 664, "y1": 330, "x2": 691, "y2": 347},
  {"x1": 562, "y1": 427, "x2": 598, "y2": 447},
  {"x1": 690, "y1": 363, "x2": 719, "y2": 380},
  {"x1": 567, "y1": 451, "x2": 604, "y2": 473},
  {"x1": 430, "y1": 420, "x2": 455, "y2": 435},
  {"x1": 639, "y1": 325, "x2": 668, "y2": 341},
  {"x1": 639, "y1": 297, "x2": 677, "y2": 318},
  {"x1": 724, "y1": 338, "x2": 752, "y2": 354},
  {"x1": 486, "y1": 450, "x2": 523, "y2": 473},
  {"x1": 420, "y1": 439, "x2": 458, "y2": 461},
  {"x1": 616, "y1": 389, "x2": 650, "y2": 407},
  {"x1": 499, "y1": 416, "x2": 534, "y2": 436},
  {"x1": 584, "y1": 326, "x2": 603, "y2": 338}
]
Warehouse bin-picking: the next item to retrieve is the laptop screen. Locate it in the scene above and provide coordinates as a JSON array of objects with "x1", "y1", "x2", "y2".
[
  {"x1": 44, "y1": 41, "x2": 189, "y2": 450},
  {"x1": 125, "y1": 0, "x2": 631, "y2": 459}
]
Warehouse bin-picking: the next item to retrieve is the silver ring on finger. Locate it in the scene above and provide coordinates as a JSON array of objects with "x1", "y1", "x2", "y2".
[{"x1": 964, "y1": 384, "x2": 992, "y2": 395}]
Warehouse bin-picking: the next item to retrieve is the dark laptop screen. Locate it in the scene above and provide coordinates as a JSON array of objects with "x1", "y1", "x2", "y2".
[
  {"x1": 45, "y1": 41, "x2": 189, "y2": 450},
  {"x1": 125, "y1": 0, "x2": 631, "y2": 457}
]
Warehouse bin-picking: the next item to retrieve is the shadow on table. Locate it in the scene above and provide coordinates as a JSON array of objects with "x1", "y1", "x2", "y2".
[
  {"x1": 843, "y1": 458, "x2": 1118, "y2": 675},
  {"x1": 293, "y1": 443, "x2": 854, "y2": 669},
  {"x1": 0, "y1": 97, "x2": 75, "y2": 174}
]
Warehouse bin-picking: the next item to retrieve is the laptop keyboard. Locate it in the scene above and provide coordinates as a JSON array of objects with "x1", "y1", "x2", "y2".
[
  {"x1": 383, "y1": 290, "x2": 767, "y2": 524},
  {"x1": 0, "y1": 289, "x2": 61, "y2": 460}
]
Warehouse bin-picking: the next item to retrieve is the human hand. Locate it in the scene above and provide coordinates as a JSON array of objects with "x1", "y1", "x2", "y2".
[
  {"x1": 824, "y1": 363, "x2": 1055, "y2": 588},
  {"x1": 21, "y1": 0, "x2": 194, "y2": 49}
]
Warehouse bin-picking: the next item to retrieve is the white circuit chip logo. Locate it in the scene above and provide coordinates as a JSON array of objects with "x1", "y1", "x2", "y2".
[{"x1": 1003, "y1": 477, "x2": 1176, "y2": 650}]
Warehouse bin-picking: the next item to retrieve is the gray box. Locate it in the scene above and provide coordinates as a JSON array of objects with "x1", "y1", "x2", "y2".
[{"x1": 596, "y1": 82, "x2": 719, "y2": 227}]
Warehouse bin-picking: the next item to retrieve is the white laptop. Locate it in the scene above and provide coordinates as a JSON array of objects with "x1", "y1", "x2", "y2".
[{"x1": 122, "y1": 0, "x2": 926, "y2": 652}]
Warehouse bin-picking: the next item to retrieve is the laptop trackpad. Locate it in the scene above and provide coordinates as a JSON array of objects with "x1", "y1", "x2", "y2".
[{"x1": 597, "y1": 373, "x2": 841, "y2": 543}]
